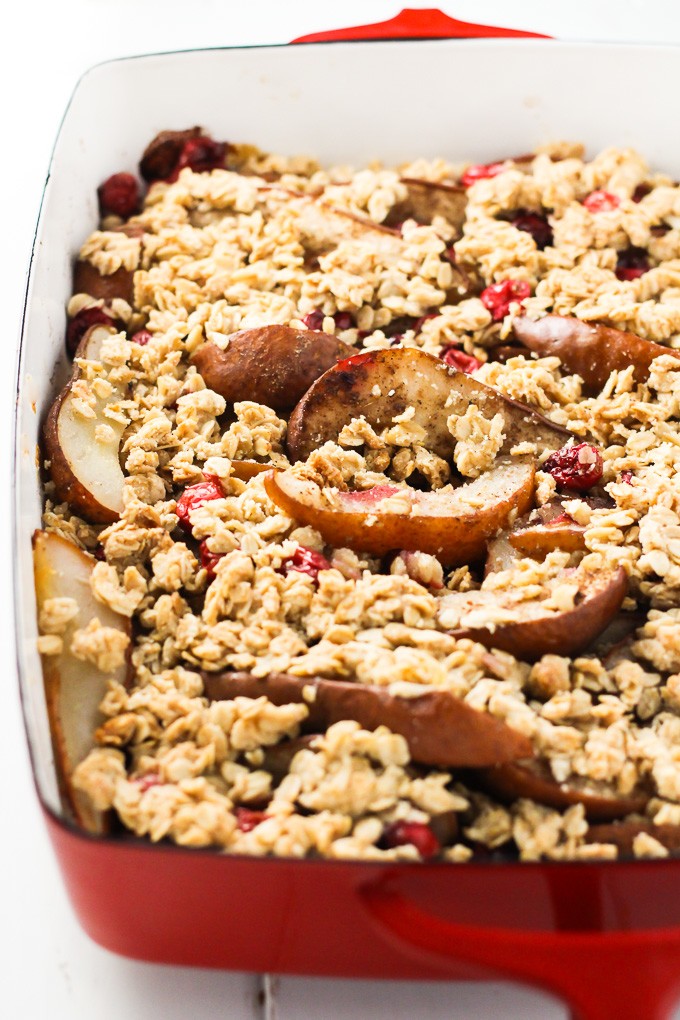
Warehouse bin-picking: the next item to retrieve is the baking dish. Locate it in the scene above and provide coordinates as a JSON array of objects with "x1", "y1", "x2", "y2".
[{"x1": 14, "y1": 10, "x2": 680, "y2": 1018}]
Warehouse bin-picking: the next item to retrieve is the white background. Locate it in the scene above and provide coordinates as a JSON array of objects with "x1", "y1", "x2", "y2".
[{"x1": 4, "y1": 3, "x2": 680, "y2": 1018}]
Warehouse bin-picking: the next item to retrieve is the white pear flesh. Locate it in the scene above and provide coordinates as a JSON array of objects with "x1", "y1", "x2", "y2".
[
  {"x1": 265, "y1": 457, "x2": 535, "y2": 566},
  {"x1": 43, "y1": 324, "x2": 126, "y2": 523},
  {"x1": 33, "y1": 530, "x2": 131, "y2": 833}
]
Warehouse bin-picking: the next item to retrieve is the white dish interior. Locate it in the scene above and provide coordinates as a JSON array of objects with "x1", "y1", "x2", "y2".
[{"x1": 15, "y1": 38, "x2": 680, "y2": 816}]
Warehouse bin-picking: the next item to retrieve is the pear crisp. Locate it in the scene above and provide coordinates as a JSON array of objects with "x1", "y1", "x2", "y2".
[{"x1": 34, "y1": 129, "x2": 680, "y2": 864}]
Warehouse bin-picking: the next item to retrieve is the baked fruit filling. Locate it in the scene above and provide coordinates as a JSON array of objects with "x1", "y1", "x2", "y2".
[{"x1": 33, "y1": 130, "x2": 680, "y2": 862}]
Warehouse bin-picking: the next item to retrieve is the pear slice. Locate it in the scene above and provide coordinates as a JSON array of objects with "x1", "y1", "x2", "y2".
[
  {"x1": 585, "y1": 821, "x2": 680, "y2": 855},
  {"x1": 190, "y1": 324, "x2": 353, "y2": 410},
  {"x1": 441, "y1": 566, "x2": 628, "y2": 660},
  {"x1": 264, "y1": 457, "x2": 535, "y2": 566},
  {"x1": 508, "y1": 500, "x2": 587, "y2": 557},
  {"x1": 513, "y1": 313, "x2": 680, "y2": 393},
  {"x1": 33, "y1": 530, "x2": 131, "y2": 833},
  {"x1": 202, "y1": 671, "x2": 534, "y2": 769},
  {"x1": 485, "y1": 497, "x2": 613, "y2": 574},
  {"x1": 287, "y1": 347, "x2": 571, "y2": 463},
  {"x1": 72, "y1": 260, "x2": 134, "y2": 305},
  {"x1": 474, "y1": 758, "x2": 649, "y2": 822},
  {"x1": 43, "y1": 324, "x2": 127, "y2": 524}
]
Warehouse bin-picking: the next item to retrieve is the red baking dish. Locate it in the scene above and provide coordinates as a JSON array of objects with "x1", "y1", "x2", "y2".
[{"x1": 14, "y1": 10, "x2": 680, "y2": 1018}]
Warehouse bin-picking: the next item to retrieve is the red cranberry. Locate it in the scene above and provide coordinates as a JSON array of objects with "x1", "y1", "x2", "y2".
[
  {"x1": 282, "y1": 546, "x2": 331, "y2": 583},
  {"x1": 130, "y1": 329, "x2": 153, "y2": 346},
  {"x1": 302, "y1": 309, "x2": 325, "y2": 331},
  {"x1": 583, "y1": 190, "x2": 620, "y2": 213},
  {"x1": 66, "y1": 306, "x2": 117, "y2": 357},
  {"x1": 235, "y1": 807, "x2": 268, "y2": 832},
  {"x1": 615, "y1": 247, "x2": 650, "y2": 281},
  {"x1": 440, "y1": 346, "x2": 482, "y2": 373},
  {"x1": 199, "y1": 540, "x2": 223, "y2": 578},
  {"x1": 97, "y1": 172, "x2": 140, "y2": 219},
  {"x1": 94, "y1": 544, "x2": 106, "y2": 561},
  {"x1": 382, "y1": 820, "x2": 440, "y2": 859},
  {"x1": 461, "y1": 161, "x2": 506, "y2": 188},
  {"x1": 480, "y1": 279, "x2": 531, "y2": 322},
  {"x1": 544, "y1": 443, "x2": 604, "y2": 491},
  {"x1": 621, "y1": 470, "x2": 633, "y2": 484},
  {"x1": 176, "y1": 475, "x2": 225, "y2": 532},
  {"x1": 510, "y1": 211, "x2": 553, "y2": 250},
  {"x1": 174, "y1": 136, "x2": 226, "y2": 176},
  {"x1": 333, "y1": 311, "x2": 354, "y2": 331},
  {"x1": 383, "y1": 316, "x2": 410, "y2": 339},
  {"x1": 413, "y1": 311, "x2": 439, "y2": 333},
  {"x1": 444, "y1": 245, "x2": 457, "y2": 263}
]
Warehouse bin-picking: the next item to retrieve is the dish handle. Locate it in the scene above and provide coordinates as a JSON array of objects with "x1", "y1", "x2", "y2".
[
  {"x1": 291, "y1": 7, "x2": 549, "y2": 44},
  {"x1": 361, "y1": 885, "x2": 680, "y2": 1020}
]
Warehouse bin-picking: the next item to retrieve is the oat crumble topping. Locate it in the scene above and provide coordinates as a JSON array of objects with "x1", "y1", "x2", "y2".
[{"x1": 34, "y1": 133, "x2": 680, "y2": 863}]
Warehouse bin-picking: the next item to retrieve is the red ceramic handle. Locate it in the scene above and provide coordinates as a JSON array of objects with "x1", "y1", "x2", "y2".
[
  {"x1": 362, "y1": 886, "x2": 680, "y2": 1020},
  {"x1": 291, "y1": 7, "x2": 549, "y2": 44}
]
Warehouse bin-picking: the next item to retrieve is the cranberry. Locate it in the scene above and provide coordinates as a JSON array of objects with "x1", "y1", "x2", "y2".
[
  {"x1": 302, "y1": 309, "x2": 325, "y2": 331},
  {"x1": 199, "y1": 540, "x2": 223, "y2": 578},
  {"x1": 235, "y1": 807, "x2": 268, "y2": 832},
  {"x1": 544, "y1": 443, "x2": 604, "y2": 491},
  {"x1": 461, "y1": 161, "x2": 506, "y2": 188},
  {"x1": 333, "y1": 311, "x2": 354, "y2": 331},
  {"x1": 621, "y1": 470, "x2": 633, "y2": 484},
  {"x1": 444, "y1": 245, "x2": 457, "y2": 263},
  {"x1": 94, "y1": 544, "x2": 106, "y2": 561},
  {"x1": 130, "y1": 329, "x2": 153, "y2": 346},
  {"x1": 97, "y1": 172, "x2": 140, "y2": 219},
  {"x1": 382, "y1": 820, "x2": 440, "y2": 859},
  {"x1": 174, "y1": 136, "x2": 226, "y2": 177},
  {"x1": 282, "y1": 546, "x2": 331, "y2": 583},
  {"x1": 583, "y1": 190, "x2": 620, "y2": 213},
  {"x1": 382, "y1": 316, "x2": 410, "y2": 339},
  {"x1": 510, "y1": 211, "x2": 553, "y2": 250},
  {"x1": 303, "y1": 309, "x2": 354, "y2": 331},
  {"x1": 440, "y1": 346, "x2": 482, "y2": 373},
  {"x1": 66, "y1": 306, "x2": 117, "y2": 357},
  {"x1": 176, "y1": 475, "x2": 225, "y2": 532},
  {"x1": 615, "y1": 247, "x2": 650, "y2": 281},
  {"x1": 480, "y1": 279, "x2": 531, "y2": 322},
  {"x1": 413, "y1": 311, "x2": 439, "y2": 333}
]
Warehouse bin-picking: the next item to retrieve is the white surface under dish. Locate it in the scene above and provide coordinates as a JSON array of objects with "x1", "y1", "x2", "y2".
[{"x1": 10, "y1": 20, "x2": 680, "y2": 1020}]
